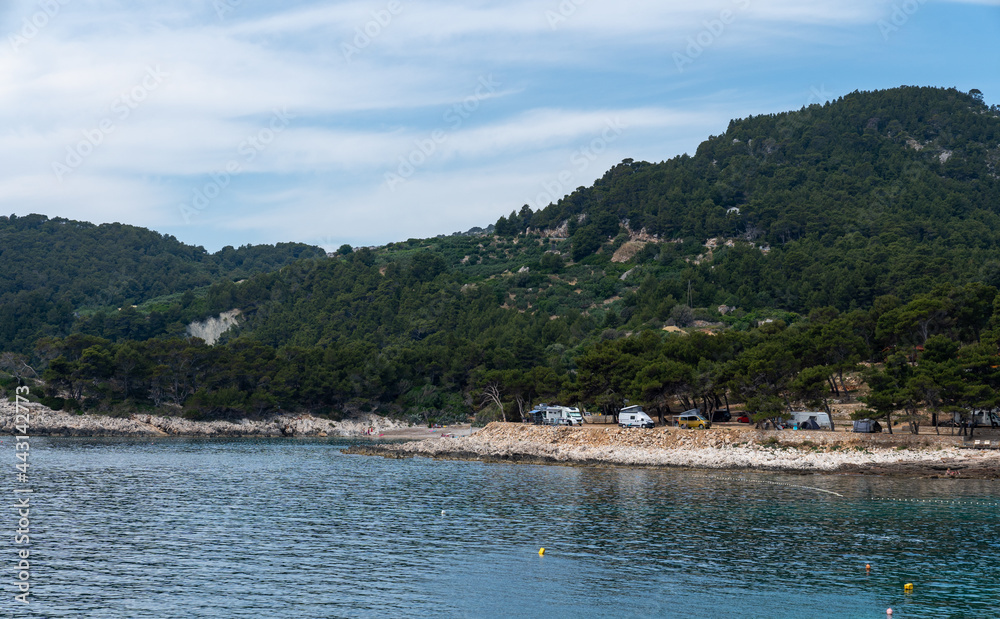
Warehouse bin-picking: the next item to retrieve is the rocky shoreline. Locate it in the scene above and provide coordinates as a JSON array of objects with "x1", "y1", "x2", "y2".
[
  {"x1": 8, "y1": 402, "x2": 999, "y2": 478},
  {"x1": 345, "y1": 422, "x2": 1000, "y2": 479},
  {"x1": 0, "y1": 400, "x2": 408, "y2": 438}
]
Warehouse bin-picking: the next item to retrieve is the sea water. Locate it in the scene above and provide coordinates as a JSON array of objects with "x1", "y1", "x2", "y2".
[{"x1": 3, "y1": 437, "x2": 999, "y2": 618}]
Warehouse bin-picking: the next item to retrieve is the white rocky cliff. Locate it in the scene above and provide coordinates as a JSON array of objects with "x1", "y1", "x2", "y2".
[{"x1": 186, "y1": 309, "x2": 241, "y2": 345}]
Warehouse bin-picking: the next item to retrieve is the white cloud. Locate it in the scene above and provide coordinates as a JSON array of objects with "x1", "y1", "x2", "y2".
[
  {"x1": 0, "y1": 171, "x2": 172, "y2": 229},
  {"x1": 0, "y1": 0, "x2": 996, "y2": 251}
]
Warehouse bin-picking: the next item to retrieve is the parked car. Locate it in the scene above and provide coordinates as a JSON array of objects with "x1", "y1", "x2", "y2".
[
  {"x1": 711, "y1": 410, "x2": 732, "y2": 422},
  {"x1": 736, "y1": 414, "x2": 751, "y2": 424},
  {"x1": 677, "y1": 412, "x2": 712, "y2": 429}
]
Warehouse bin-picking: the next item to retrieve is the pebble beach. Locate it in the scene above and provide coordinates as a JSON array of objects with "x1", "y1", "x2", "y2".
[
  {"x1": 0, "y1": 400, "x2": 408, "y2": 438},
  {"x1": 347, "y1": 422, "x2": 1000, "y2": 478},
  {"x1": 6, "y1": 400, "x2": 1000, "y2": 478}
]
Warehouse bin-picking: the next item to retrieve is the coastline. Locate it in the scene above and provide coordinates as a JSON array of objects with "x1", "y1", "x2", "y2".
[
  {"x1": 345, "y1": 422, "x2": 1000, "y2": 479},
  {"x1": 0, "y1": 400, "x2": 415, "y2": 438},
  {"x1": 7, "y1": 400, "x2": 998, "y2": 478}
]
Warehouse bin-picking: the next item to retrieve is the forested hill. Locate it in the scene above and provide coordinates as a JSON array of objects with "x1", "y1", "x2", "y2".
[
  {"x1": 6, "y1": 86, "x2": 1000, "y2": 427},
  {"x1": 0, "y1": 214, "x2": 324, "y2": 352},
  {"x1": 498, "y1": 86, "x2": 1000, "y2": 311}
]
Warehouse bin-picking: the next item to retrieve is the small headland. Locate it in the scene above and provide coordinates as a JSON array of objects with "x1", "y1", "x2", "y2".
[{"x1": 345, "y1": 422, "x2": 1000, "y2": 478}]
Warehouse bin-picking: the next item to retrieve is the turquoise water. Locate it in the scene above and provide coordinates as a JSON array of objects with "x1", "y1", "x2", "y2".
[{"x1": 4, "y1": 438, "x2": 1000, "y2": 618}]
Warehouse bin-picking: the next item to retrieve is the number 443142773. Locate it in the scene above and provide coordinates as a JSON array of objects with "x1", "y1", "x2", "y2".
[{"x1": 15, "y1": 386, "x2": 29, "y2": 474}]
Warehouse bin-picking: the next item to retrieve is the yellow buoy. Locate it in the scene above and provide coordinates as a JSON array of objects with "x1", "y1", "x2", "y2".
[
  {"x1": 538, "y1": 548, "x2": 545, "y2": 556},
  {"x1": 904, "y1": 583, "x2": 913, "y2": 592}
]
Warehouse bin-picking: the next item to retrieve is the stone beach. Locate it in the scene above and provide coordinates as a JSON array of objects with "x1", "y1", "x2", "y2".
[
  {"x1": 0, "y1": 400, "x2": 408, "y2": 437},
  {"x1": 347, "y1": 422, "x2": 1000, "y2": 478},
  {"x1": 6, "y1": 399, "x2": 1000, "y2": 477}
]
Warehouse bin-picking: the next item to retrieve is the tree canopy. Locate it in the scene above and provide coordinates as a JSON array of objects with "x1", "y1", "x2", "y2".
[{"x1": 4, "y1": 86, "x2": 1000, "y2": 427}]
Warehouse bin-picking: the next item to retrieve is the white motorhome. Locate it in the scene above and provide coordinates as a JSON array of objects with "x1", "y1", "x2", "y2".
[
  {"x1": 530, "y1": 404, "x2": 584, "y2": 426},
  {"x1": 618, "y1": 405, "x2": 655, "y2": 429},
  {"x1": 558, "y1": 407, "x2": 585, "y2": 426},
  {"x1": 788, "y1": 411, "x2": 832, "y2": 430},
  {"x1": 952, "y1": 410, "x2": 1000, "y2": 427}
]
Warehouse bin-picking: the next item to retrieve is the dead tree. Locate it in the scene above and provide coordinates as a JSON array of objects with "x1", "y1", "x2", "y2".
[{"x1": 480, "y1": 382, "x2": 507, "y2": 422}]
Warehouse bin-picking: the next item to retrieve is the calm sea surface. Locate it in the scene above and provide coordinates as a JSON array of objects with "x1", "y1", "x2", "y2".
[{"x1": 4, "y1": 438, "x2": 1000, "y2": 618}]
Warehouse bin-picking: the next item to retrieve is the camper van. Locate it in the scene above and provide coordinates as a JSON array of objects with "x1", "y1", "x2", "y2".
[
  {"x1": 618, "y1": 405, "x2": 655, "y2": 428},
  {"x1": 529, "y1": 404, "x2": 585, "y2": 426},
  {"x1": 953, "y1": 410, "x2": 1000, "y2": 427},
  {"x1": 788, "y1": 411, "x2": 833, "y2": 430},
  {"x1": 559, "y1": 407, "x2": 585, "y2": 426}
]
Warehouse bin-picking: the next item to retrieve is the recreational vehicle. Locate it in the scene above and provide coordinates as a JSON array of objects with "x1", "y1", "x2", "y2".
[
  {"x1": 951, "y1": 410, "x2": 1000, "y2": 427},
  {"x1": 618, "y1": 405, "x2": 655, "y2": 428},
  {"x1": 529, "y1": 404, "x2": 584, "y2": 426}
]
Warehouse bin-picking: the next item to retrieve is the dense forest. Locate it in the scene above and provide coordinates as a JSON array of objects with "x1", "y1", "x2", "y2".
[
  {"x1": 501, "y1": 86, "x2": 1000, "y2": 311},
  {"x1": 3, "y1": 86, "x2": 1000, "y2": 430},
  {"x1": 0, "y1": 214, "x2": 325, "y2": 352}
]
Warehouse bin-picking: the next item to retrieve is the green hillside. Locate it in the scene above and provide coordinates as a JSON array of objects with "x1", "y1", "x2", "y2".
[
  {"x1": 506, "y1": 86, "x2": 1000, "y2": 312},
  {"x1": 6, "y1": 86, "x2": 1000, "y2": 429},
  {"x1": 0, "y1": 214, "x2": 325, "y2": 352}
]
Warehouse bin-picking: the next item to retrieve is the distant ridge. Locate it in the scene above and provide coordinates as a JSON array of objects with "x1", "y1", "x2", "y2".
[
  {"x1": 0, "y1": 213, "x2": 323, "y2": 352},
  {"x1": 5, "y1": 86, "x2": 1000, "y2": 427}
]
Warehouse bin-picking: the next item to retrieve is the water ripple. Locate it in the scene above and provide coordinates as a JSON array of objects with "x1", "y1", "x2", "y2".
[{"x1": 4, "y1": 438, "x2": 999, "y2": 618}]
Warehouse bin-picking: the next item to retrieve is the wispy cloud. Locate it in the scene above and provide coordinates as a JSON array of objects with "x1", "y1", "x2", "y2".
[{"x1": 0, "y1": 0, "x2": 996, "y2": 250}]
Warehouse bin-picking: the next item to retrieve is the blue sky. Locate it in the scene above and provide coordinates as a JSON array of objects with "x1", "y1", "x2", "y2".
[{"x1": 2, "y1": 0, "x2": 998, "y2": 252}]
